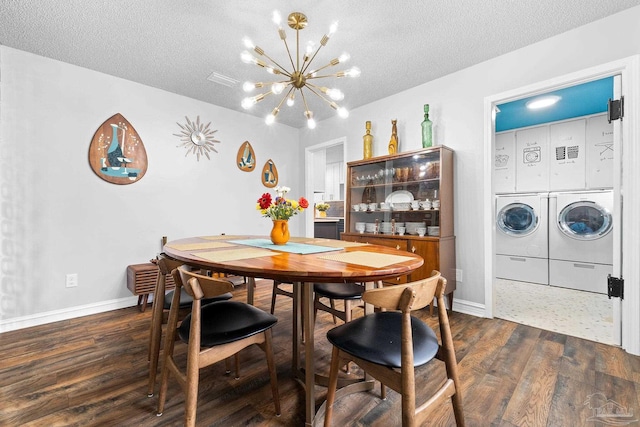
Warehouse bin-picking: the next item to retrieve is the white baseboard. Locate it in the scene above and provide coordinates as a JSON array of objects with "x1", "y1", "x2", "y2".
[
  {"x1": 0, "y1": 295, "x2": 488, "y2": 333},
  {"x1": 452, "y1": 298, "x2": 486, "y2": 318},
  {"x1": 0, "y1": 296, "x2": 139, "y2": 333}
]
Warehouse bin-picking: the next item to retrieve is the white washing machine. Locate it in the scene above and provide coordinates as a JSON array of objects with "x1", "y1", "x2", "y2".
[
  {"x1": 548, "y1": 190, "x2": 613, "y2": 293},
  {"x1": 495, "y1": 193, "x2": 549, "y2": 284}
]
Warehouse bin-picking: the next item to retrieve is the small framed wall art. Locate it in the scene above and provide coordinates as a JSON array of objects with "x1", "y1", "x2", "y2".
[
  {"x1": 88, "y1": 113, "x2": 148, "y2": 184},
  {"x1": 261, "y1": 159, "x2": 278, "y2": 188},
  {"x1": 237, "y1": 141, "x2": 256, "y2": 171}
]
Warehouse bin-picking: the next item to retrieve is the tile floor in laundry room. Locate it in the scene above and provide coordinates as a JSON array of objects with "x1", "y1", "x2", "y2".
[{"x1": 494, "y1": 278, "x2": 615, "y2": 345}]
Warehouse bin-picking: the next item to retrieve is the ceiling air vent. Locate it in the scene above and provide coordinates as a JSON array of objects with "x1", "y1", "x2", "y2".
[{"x1": 206, "y1": 72, "x2": 239, "y2": 87}]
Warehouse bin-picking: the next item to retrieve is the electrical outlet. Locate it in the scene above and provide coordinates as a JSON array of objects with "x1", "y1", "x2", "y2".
[
  {"x1": 66, "y1": 273, "x2": 78, "y2": 288},
  {"x1": 455, "y1": 269, "x2": 463, "y2": 282}
]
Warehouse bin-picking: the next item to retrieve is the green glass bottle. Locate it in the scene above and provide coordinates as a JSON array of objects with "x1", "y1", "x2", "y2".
[{"x1": 421, "y1": 104, "x2": 433, "y2": 148}]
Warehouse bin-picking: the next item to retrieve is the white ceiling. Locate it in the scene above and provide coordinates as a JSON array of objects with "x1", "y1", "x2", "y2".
[{"x1": 2, "y1": 1, "x2": 639, "y2": 128}]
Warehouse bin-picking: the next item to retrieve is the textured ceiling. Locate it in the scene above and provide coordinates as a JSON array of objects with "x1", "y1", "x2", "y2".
[{"x1": 2, "y1": 1, "x2": 639, "y2": 128}]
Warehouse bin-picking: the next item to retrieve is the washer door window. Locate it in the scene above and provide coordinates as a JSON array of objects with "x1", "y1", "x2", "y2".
[
  {"x1": 497, "y1": 203, "x2": 539, "y2": 237},
  {"x1": 558, "y1": 201, "x2": 612, "y2": 240}
]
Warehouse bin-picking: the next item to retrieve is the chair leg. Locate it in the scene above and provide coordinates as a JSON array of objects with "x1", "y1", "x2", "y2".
[
  {"x1": 270, "y1": 281, "x2": 278, "y2": 314},
  {"x1": 184, "y1": 359, "x2": 200, "y2": 427},
  {"x1": 234, "y1": 353, "x2": 241, "y2": 380},
  {"x1": 324, "y1": 346, "x2": 342, "y2": 427},
  {"x1": 147, "y1": 274, "x2": 167, "y2": 397},
  {"x1": 329, "y1": 299, "x2": 338, "y2": 324},
  {"x1": 263, "y1": 330, "x2": 281, "y2": 416},
  {"x1": 343, "y1": 300, "x2": 352, "y2": 373},
  {"x1": 156, "y1": 329, "x2": 175, "y2": 416}
]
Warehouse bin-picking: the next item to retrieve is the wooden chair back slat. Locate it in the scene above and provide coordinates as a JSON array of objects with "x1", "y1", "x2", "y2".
[
  {"x1": 362, "y1": 271, "x2": 440, "y2": 312},
  {"x1": 176, "y1": 266, "x2": 234, "y2": 300}
]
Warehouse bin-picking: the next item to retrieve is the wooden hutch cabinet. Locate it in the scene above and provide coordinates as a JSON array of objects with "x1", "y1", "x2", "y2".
[{"x1": 341, "y1": 146, "x2": 456, "y2": 309}]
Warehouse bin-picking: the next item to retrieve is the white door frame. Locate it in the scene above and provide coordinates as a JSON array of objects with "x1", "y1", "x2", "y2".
[
  {"x1": 304, "y1": 137, "x2": 346, "y2": 238},
  {"x1": 483, "y1": 56, "x2": 640, "y2": 355}
]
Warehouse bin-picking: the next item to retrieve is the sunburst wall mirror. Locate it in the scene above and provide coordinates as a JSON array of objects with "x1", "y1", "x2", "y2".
[{"x1": 174, "y1": 116, "x2": 220, "y2": 160}]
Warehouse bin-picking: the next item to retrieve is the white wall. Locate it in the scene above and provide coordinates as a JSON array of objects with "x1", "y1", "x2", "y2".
[
  {"x1": 0, "y1": 46, "x2": 302, "y2": 328},
  {"x1": 299, "y1": 6, "x2": 640, "y2": 307}
]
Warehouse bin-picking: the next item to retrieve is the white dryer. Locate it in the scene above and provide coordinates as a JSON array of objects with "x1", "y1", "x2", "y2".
[
  {"x1": 548, "y1": 190, "x2": 613, "y2": 293},
  {"x1": 495, "y1": 193, "x2": 549, "y2": 284}
]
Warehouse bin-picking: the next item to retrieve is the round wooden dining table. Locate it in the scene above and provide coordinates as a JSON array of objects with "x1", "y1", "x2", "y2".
[{"x1": 162, "y1": 235, "x2": 424, "y2": 426}]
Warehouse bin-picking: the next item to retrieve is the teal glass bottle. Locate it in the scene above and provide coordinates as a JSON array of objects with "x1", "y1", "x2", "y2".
[{"x1": 421, "y1": 104, "x2": 433, "y2": 148}]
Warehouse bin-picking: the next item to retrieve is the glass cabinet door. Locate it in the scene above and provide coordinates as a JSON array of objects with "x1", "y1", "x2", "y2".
[{"x1": 347, "y1": 149, "x2": 443, "y2": 236}]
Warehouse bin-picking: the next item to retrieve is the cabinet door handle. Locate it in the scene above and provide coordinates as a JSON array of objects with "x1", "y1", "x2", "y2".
[
  {"x1": 396, "y1": 245, "x2": 401, "y2": 250},
  {"x1": 411, "y1": 246, "x2": 416, "y2": 253}
]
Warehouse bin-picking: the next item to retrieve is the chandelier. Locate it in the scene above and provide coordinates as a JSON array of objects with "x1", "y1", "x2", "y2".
[{"x1": 240, "y1": 11, "x2": 360, "y2": 129}]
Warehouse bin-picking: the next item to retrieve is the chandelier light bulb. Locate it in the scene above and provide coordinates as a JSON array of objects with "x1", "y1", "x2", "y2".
[
  {"x1": 346, "y1": 66, "x2": 361, "y2": 77},
  {"x1": 338, "y1": 52, "x2": 350, "y2": 63},
  {"x1": 243, "y1": 81, "x2": 256, "y2": 92},
  {"x1": 241, "y1": 97, "x2": 255, "y2": 109},
  {"x1": 304, "y1": 42, "x2": 315, "y2": 61},
  {"x1": 307, "y1": 118, "x2": 317, "y2": 129},
  {"x1": 272, "y1": 10, "x2": 282, "y2": 26},
  {"x1": 305, "y1": 110, "x2": 316, "y2": 129},
  {"x1": 287, "y1": 93, "x2": 295, "y2": 106},
  {"x1": 337, "y1": 107, "x2": 349, "y2": 118},
  {"x1": 329, "y1": 21, "x2": 338, "y2": 35},
  {"x1": 272, "y1": 82, "x2": 285, "y2": 94},
  {"x1": 240, "y1": 51, "x2": 255, "y2": 64},
  {"x1": 266, "y1": 108, "x2": 280, "y2": 125},
  {"x1": 327, "y1": 88, "x2": 344, "y2": 101},
  {"x1": 243, "y1": 37, "x2": 255, "y2": 50}
]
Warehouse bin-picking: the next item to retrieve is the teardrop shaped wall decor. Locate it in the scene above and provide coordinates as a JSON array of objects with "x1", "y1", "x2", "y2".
[
  {"x1": 237, "y1": 141, "x2": 256, "y2": 171},
  {"x1": 88, "y1": 113, "x2": 148, "y2": 184},
  {"x1": 261, "y1": 159, "x2": 278, "y2": 188}
]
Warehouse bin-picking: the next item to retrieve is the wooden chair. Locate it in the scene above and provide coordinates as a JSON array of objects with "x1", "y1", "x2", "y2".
[
  {"x1": 271, "y1": 280, "x2": 365, "y2": 324},
  {"x1": 146, "y1": 254, "x2": 233, "y2": 397},
  {"x1": 156, "y1": 266, "x2": 281, "y2": 426},
  {"x1": 313, "y1": 282, "x2": 365, "y2": 324},
  {"x1": 323, "y1": 271, "x2": 465, "y2": 427}
]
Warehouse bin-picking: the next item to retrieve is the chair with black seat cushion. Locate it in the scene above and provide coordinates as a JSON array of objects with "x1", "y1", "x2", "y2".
[
  {"x1": 147, "y1": 254, "x2": 233, "y2": 397},
  {"x1": 313, "y1": 282, "x2": 365, "y2": 324},
  {"x1": 271, "y1": 280, "x2": 365, "y2": 324},
  {"x1": 323, "y1": 271, "x2": 464, "y2": 427},
  {"x1": 156, "y1": 266, "x2": 281, "y2": 427}
]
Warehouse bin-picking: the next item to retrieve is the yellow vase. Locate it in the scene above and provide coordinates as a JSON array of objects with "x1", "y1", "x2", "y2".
[
  {"x1": 270, "y1": 219, "x2": 290, "y2": 245},
  {"x1": 319, "y1": 211, "x2": 327, "y2": 218}
]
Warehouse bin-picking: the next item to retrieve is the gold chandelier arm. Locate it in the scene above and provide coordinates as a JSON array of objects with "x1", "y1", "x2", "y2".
[
  {"x1": 304, "y1": 60, "x2": 341, "y2": 77},
  {"x1": 300, "y1": 44, "x2": 326, "y2": 75},
  {"x1": 305, "y1": 84, "x2": 339, "y2": 108},
  {"x1": 250, "y1": 47, "x2": 293, "y2": 77},
  {"x1": 299, "y1": 87, "x2": 313, "y2": 114},
  {"x1": 280, "y1": 34, "x2": 297, "y2": 72},
  {"x1": 305, "y1": 71, "x2": 349, "y2": 80}
]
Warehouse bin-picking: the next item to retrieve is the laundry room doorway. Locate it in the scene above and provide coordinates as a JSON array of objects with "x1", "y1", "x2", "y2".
[{"x1": 483, "y1": 56, "x2": 640, "y2": 353}]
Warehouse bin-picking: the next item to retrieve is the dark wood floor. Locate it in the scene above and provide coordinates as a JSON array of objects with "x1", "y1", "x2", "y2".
[{"x1": 1, "y1": 279, "x2": 639, "y2": 426}]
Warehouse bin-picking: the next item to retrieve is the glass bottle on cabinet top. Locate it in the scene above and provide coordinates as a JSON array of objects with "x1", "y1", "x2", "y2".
[
  {"x1": 363, "y1": 120, "x2": 373, "y2": 159},
  {"x1": 344, "y1": 145, "x2": 453, "y2": 238},
  {"x1": 421, "y1": 104, "x2": 433, "y2": 148}
]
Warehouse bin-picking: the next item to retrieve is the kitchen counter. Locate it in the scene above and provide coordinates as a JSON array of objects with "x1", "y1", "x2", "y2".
[
  {"x1": 314, "y1": 217, "x2": 344, "y2": 239},
  {"x1": 314, "y1": 217, "x2": 342, "y2": 222}
]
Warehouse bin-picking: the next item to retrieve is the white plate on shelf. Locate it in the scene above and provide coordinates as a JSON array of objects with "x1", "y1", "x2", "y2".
[{"x1": 385, "y1": 190, "x2": 414, "y2": 204}]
